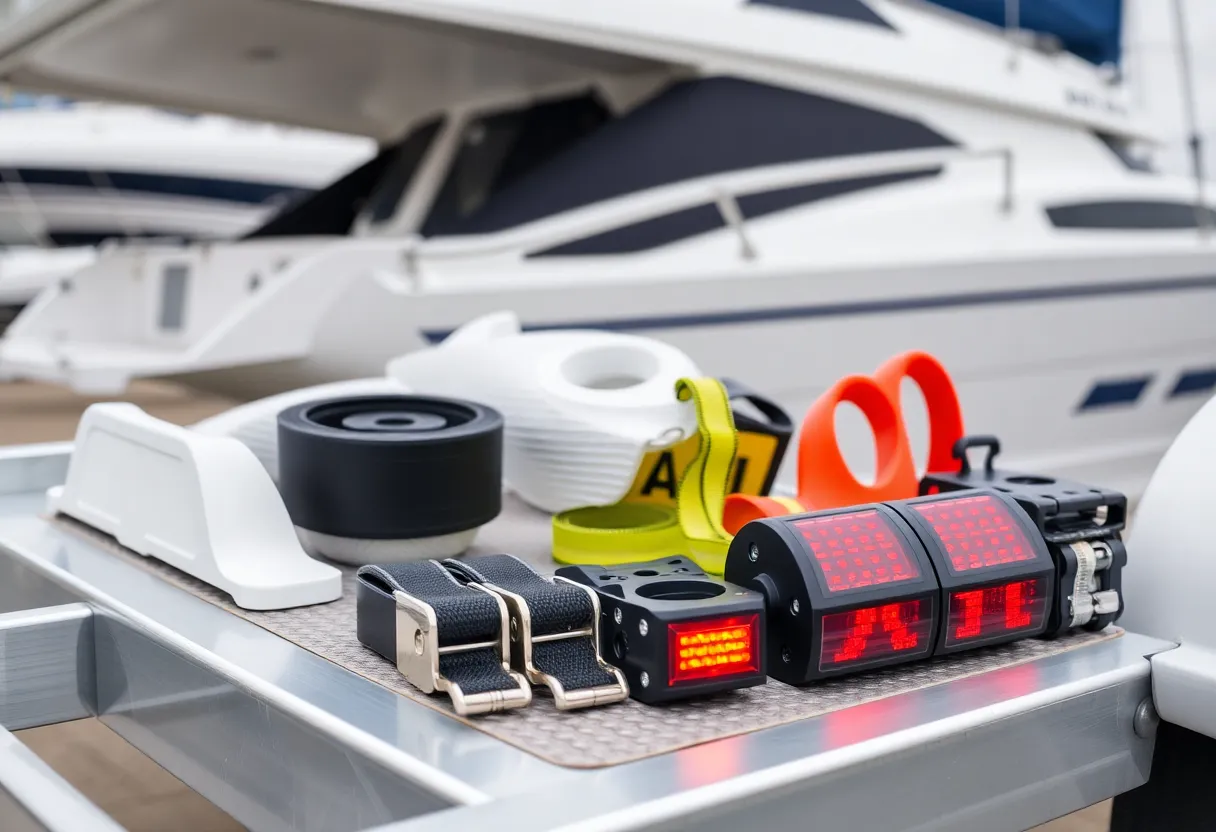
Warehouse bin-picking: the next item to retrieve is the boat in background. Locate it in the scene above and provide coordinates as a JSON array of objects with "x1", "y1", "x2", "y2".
[
  {"x1": 0, "y1": 245, "x2": 94, "y2": 330},
  {"x1": 0, "y1": 0, "x2": 1211, "y2": 502},
  {"x1": 0, "y1": 94, "x2": 375, "y2": 319}
]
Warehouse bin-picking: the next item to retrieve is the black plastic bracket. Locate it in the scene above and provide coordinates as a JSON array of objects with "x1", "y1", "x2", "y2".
[{"x1": 557, "y1": 557, "x2": 767, "y2": 704}]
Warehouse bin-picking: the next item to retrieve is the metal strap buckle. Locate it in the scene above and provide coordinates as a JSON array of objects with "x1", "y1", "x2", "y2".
[
  {"x1": 392, "y1": 585, "x2": 531, "y2": 716},
  {"x1": 479, "y1": 576, "x2": 627, "y2": 710}
]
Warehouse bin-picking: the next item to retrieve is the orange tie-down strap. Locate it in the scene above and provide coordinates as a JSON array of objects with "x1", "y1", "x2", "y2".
[{"x1": 723, "y1": 351, "x2": 965, "y2": 534}]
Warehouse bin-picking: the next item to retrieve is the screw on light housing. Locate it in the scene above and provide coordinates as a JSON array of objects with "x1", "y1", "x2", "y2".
[{"x1": 725, "y1": 499, "x2": 941, "y2": 684}]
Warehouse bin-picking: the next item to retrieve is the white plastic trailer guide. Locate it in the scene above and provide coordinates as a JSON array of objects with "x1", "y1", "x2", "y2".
[{"x1": 0, "y1": 440, "x2": 1182, "y2": 832}]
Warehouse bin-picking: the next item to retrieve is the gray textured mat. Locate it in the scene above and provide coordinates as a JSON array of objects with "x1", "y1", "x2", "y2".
[{"x1": 54, "y1": 496, "x2": 1119, "y2": 769}]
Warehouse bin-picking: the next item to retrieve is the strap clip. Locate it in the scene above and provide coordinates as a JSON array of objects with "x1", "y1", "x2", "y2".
[
  {"x1": 391, "y1": 584, "x2": 531, "y2": 716},
  {"x1": 513, "y1": 577, "x2": 627, "y2": 709},
  {"x1": 444, "y1": 556, "x2": 628, "y2": 710}
]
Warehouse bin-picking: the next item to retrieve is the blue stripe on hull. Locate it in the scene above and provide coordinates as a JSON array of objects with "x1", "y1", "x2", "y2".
[
  {"x1": 3, "y1": 168, "x2": 307, "y2": 206},
  {"x1": 420, "y1": 273, "x2": 1216, "y2": 343}
]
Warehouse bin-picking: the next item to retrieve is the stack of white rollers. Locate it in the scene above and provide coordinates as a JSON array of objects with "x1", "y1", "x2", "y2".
[{"x1": 387, "y1": 311, "x2": 701, "y2": 513}]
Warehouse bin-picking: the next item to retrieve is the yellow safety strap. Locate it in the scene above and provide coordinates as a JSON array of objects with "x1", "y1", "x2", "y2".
[
  {"x1": 672, "y1": 377, "x2": 736, "y2": 571},
  {"x1": 551, "y1": 377, "x2": 738, "y2": 574},
  {"x1": 770, "y1": 496, "x2": 806, "y2": 514}
]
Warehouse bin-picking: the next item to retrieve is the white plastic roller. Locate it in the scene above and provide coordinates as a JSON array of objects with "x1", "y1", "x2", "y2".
[
  {"x1": 387, "y1": 311, "x2": 701, "y2": 513},
  {"x1": 1120, "y1": 393, "x2": 1216, "y2": 740}
]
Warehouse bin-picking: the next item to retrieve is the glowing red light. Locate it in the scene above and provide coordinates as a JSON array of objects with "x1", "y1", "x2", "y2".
[
  {"x1": 794, "y1": 510, "x2": 921, "y2": 593},
  {"x1": 668, "y1": 615, "x2": 760, "y2": 685},
  {"x1": 1004, "y1": 580, "x2": 1032, "y2": 629},
  {"x1": 913, "y1": 495, "x2": 1039, "y2": 575},
  {"x1": 819, "y1": 598, "x2": 934, "y2": 670},
  {"x1": 944, "y1": 578, "x2": 1048, "y2": 647},
  {"x1": 954, "y1": 590, "x2": 983, "y2": 640}
]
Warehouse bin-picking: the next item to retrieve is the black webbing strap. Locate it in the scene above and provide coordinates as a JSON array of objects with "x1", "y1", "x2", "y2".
[
  {"x1": 355, "y1": 561, "x2": 529, "y2": 712},
  {"x1": 444, "y1": 555, "x2": 621, "y2": 695}
]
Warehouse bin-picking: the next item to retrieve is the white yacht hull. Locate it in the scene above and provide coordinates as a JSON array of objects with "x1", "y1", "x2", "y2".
[
  {"x1": 7, "y1": 237, "x2": 1207, "y2": 500},
  {"x1": 310, "y1": 264, "x2": 1216, "y2": 500},
  {"x1": 0, "y1": 189, "x2": 277, "y2": 247},
  {"x1": 0, "y1": 247, "x2": 96, "y2": 307}
]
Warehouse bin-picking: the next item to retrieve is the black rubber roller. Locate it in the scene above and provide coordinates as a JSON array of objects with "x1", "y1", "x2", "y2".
[{"x1": 277, "y1": 395, "x2": 503, "y2": 561}]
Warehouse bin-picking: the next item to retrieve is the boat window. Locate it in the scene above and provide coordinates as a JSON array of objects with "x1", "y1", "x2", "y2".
[
  {"x1": 1046, "y1": 200, "x2": 1216, "y2": 229},
  {"x1": 529, "y1": 204, "x2": 725, "y2": 257},
  {"x1": 421, "y1": 94, "x2": 611, "y2": 237},
  {"x1": 422, "y1": 77, "x2": 953, "y2": 238},
  {"x1": 1095, "y1": 132, "x2": 1155, "y2": 173},
  {"x1": 47, "y1": 230, "x2": 185, "y2": 246},
  {"x1": 10, "y1": 168, "x2": 298, "y2": 204},
  {"x1": 528, "y1": 168, "x2": 941, "y2": 256},
  {"x1": 245, "y1": 117, "x2": 443, "y2": 239},
  {"x1": 927, "y1": 0, "x2": 1121, "y2": 67},
  {"x1": 365, "y1": 119, "x2": 445, "y2": 224},
  {"x1": 158, "y1": 263, "x2": 190, "y2": 332},
  {"x1": 746, "y1": 0, "x2": 892, "y2": 29}
]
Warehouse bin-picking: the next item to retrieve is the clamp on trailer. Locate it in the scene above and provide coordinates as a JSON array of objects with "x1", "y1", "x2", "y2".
[
  {"x1": 920, "y1": 435, "x2": 1127, "y2": 637},
  {"x1": 355, "y1": 561, "x2": 531, "y2": 716},
  {"x1": 444, "y1": 555, "x2": 628, "y2": 710}
]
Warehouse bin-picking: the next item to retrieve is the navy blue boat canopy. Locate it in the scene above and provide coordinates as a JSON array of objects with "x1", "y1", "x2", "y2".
[{"x1": 928, "y1": 0, "x2": 1122, "y2": 66}]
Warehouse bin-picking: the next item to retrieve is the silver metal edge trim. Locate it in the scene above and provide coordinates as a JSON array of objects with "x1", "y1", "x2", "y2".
[{"x1": 0, "y1": 528, "x2": 490, "y2": 807}]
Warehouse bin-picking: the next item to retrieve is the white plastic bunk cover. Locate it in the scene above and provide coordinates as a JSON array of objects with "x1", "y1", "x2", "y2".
[{"x1": 49, "y1": 403, "x2": 342, "y2": 610}]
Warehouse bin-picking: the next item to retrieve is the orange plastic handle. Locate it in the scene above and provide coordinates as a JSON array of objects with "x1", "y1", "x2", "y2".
[
  {"x1": 722, "y1": 351, "x2": 964, "y2": 535},
  {"x1": 796, "y1": 373, "x2": 914, "y2": 509},
  {"x1": 872, "y1": 350, "x2": 964, "y2": 476}
]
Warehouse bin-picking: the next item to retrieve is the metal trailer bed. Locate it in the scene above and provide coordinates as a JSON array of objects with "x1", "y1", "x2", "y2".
[{"x1": 0, "y1": 442, "x2": 1183, "y2": 832}]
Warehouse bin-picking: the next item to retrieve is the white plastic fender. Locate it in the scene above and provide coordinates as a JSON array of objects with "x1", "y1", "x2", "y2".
[
  {"x1": 191, "y1": 377, "x2": 409, "y2": 481},
  {"x1": 1120, "y1": 392, "x2": 1216, "y2": 740},
  {"x1": 48, "y1": 403, "x2": 342, "y2": 610},
  {"x1": 387, "y1": 311, "x2": 701, "y2": 513}
]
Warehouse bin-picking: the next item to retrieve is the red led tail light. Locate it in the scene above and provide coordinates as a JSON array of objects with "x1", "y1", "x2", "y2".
[
  {"x1": 725, "y1": 489, "x2": 1057, "y2": 684},
  {"x1": 892, "y1": 490, "x2": 1055, "y2": 655},
  {"x1": 912, "y1": 494, "x2": 1040, "y2": 574},
  {"x1": 726, "y1": 501, "x2": 939, "y2": 683},
  {"x1": 793, "y1": 509, "x2": 922, "y2": 593},
  {"x1": 819, "y1": 599, "x2": 934, "y2": 671},
  {"x1": 944, "y1": 578, "x2": 1049, "y2": 648},
  {"x1": 668, "y1": 614, "x2": 761, "y2": 685}
]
